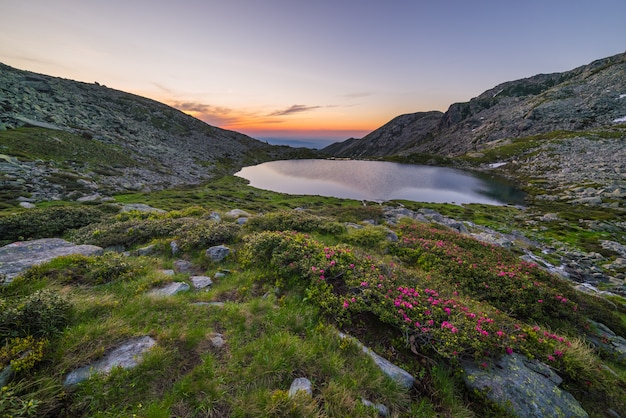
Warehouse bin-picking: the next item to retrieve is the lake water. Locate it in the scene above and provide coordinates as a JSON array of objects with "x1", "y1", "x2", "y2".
[{"x1": 235, "y1": 159, "x2": 524, "y2": 205}]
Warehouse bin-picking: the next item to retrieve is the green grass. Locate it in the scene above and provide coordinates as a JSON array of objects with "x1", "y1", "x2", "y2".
[
  {"x1": 0, "y1": 127, "x2": 138, "y2": 168},
  {"x1": 2, "y1": 121, "x2": 626, "y2": 417}
]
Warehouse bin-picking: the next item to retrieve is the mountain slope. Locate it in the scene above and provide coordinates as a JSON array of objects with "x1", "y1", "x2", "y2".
[
  {"x1": 322, "y1": 111, "x2": 442, "y2": 157},
  {"x1": 323, "y1": 51, "x2": 626, "y2": 157},
  {"x1": 0, "y1": 63, "x2": 311, "y2": 204}
]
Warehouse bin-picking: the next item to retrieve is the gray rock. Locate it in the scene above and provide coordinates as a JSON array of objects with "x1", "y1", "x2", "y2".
[
  {"x1": 18, "y1": 201, "x2": 36, "y2": 208},
  {"x1": 64, "y1": 336, "x2": 156, "y2": 386},
  {"x1": 225, "y1": 209, "x2": 250, "y2": 218},
  {"x1": 120, "y1": 203, "x2": 166, "y2": 213},
  {"x1": 160, "y1": 269, "x2": 175, "y2": 276},
  {"x1": 173, "y1": 259, "x2": 193, "y2": 273},
  {"x1": 170, "y1": 240, "x2": 179, "y2": 255},
  {"x1": 135, "y1": 244, "x2": 156, "y2": 256},
  {"x1": 190, "y1": 276, "x2": 213, "y2": 289},
  {"x1": 288, "y1": 377, "x2": 312, "y2": 397},
  {"x1": 192, "y1": 301, "x2": 225, "y2": 308},
  {"x1": 540, "y1": 213, "x2": 559, "y2": 222},
  {"x1": 0, "y1": 364, "x2": 13, "y2": 388},
  {"x1": 361, "y1": 398, "x2": 389, "y2": 416},
  {"x1": 210, "y1": 333, "x2": 226, "y2": 349},
  {"x1": 236, "y1": 217, "x2": 248, "y2": 225},
  {"x1": 462, "y1": 353, "x2": 588, "y2": 417},
  {"x1": 149, "y1": 282, "x2": 190, "y2": 296},
  {"x1": 76, "y1": 193, "x2": 102, "y2": 202},
  {"x1": 337, "y1": 332, "x2": 414, "y2": 389},
  {"x1": 206, "y1": 245, "x2": 230, "y2": 262},
  {"x1": 0, "y1": 238, "x2": 103, "y2": 283},
  {"x1": 385, "y1": 229, "x2": 398, "y2": 242},
  {"x1": 586, "y1": 320, "x2": 626, "y2": 362}
]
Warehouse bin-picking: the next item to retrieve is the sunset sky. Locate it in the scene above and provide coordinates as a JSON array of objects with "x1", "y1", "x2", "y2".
[{"x1": 1, "y1": 0, "x2": 625, "y2": 147}]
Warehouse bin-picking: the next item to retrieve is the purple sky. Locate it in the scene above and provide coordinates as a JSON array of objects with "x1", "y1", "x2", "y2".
[{"x1": 1, "y1": 0, "x2": 624, "y2": 145}]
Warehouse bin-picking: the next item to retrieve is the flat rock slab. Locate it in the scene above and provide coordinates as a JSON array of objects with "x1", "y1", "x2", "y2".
[
  {"x1": 337, "y1": 331, "x2": 414, "y2": 389},
  {"x1": 149, "y1": 282, "x2": 190, "y2": 296},
  {"x1": 64, "y1": 336, "x2": 156, "y2": 386},
  {"x1": 462, "y1": 353, "x2": 588, "y2": 417},
  {"x1": 191, "y1": 276, "x2": 213, "y2": 289},
  {"x1": 0, "y1": 238, "x2": 103, "y2": 283}
]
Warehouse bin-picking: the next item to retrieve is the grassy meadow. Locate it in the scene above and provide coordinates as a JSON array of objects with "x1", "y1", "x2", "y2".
[{"x1": 1, "y1": 173, "x2": 625, "y2": 417}]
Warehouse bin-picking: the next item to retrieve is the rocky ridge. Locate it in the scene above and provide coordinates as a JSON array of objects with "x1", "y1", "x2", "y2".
[
  {"x1": 0, "y1": 63, "x2": 308, "y2": 204},
  {"x1": 323, "y1": 51, "x2": 626, "y2": 157}
]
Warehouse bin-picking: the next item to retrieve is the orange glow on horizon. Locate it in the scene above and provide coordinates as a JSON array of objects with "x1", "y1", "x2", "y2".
[{"x1": 158, "y1": 97, "x2": 379, "y2": 140}]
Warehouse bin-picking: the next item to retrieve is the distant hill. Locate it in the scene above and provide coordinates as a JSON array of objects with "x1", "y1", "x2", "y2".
[
  {"x1": 0, "y1": 63, "x2": 315, "y2": 204},
  {"x1": 323, "y1": 51, "x2": 626, "y2": 157}
]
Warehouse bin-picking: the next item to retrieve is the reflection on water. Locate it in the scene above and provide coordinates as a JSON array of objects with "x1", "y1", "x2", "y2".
[{"x1": 236, "y1": 159, "x2": 524, "y2": 205}]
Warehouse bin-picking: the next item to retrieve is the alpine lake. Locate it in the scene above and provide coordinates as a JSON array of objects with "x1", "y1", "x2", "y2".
[{"x1": 235, "y1": 159, "x2": 524, "y2": 205}]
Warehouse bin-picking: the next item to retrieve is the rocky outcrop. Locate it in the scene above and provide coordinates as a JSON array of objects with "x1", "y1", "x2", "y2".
[
  {"x1": 323, "y1": 52, "x2": 626, "y2": 158},
  {"x1": 463, "y1": 353, "x2": 588, "y2": 417},
  {"x1": 0, "y1": 238, "x2": 103, "y2": 283}
]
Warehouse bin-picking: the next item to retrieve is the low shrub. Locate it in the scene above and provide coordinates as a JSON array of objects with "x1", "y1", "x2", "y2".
[
  {"x1": 21, "y1": 253, "x2": 143, "y2": 286},
  {"x1": 0, "y1": 385, "x2": 40, "y2": 418},
  {"x1": 343, "y1": 225, "x2": 390, "y2": 249},
  {"x1": 173, "y1": 220, "x2": 241, "y2": 251},
  {"x1": 0, "y1": 335, "x2": 49, "y2": 373},
  {"x1": 69, "y1": 217, "x2": 240, "y2": 251},
  {"x1": 0, "y1": 205, "x2": 117, "y2": 245},
  {"x1": 0, "y1": 290, "x2": 72, "y2": 344},
  {"x1": 244, "y1": 210, "x2": 345, "y2": 236}
]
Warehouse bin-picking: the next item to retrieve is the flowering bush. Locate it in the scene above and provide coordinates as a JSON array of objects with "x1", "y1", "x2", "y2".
[
  {"x1": 389, "y1": 221, "x2": 605, "y2": 331},
  {"x1": 241, "y1": 230, "x2": 574, "y2": 363}
]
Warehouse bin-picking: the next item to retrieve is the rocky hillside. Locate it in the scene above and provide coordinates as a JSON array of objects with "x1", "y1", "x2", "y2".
[
  {"x1": 0, "y1": 63, "x2": 312, "y2": 206},
  {"x1": 323, "y1": 51, "x2": 626, "y2": 157},
  {"x1": 322, "y1": 111, "x2": 442, "y2": 157}
]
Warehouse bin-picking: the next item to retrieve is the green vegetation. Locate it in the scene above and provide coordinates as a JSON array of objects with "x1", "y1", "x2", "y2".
[
  {"x1": 0, "y1": 127, "x2": 138, "y2": 168},
  {"x1": 1, "y1": 175, "x2": 625, "y2": 417},
  {"x1": 0, "y1": 205, "x2": 119, "y2": 246}
]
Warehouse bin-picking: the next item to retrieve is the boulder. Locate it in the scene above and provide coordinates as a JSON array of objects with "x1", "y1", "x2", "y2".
[
  {"x1": 206, "y1": 245, "x2": 230, "y2": 262},
  {"x1": 173, "y1": 259, "x2": 194, "y2": 273},
  {"x1": 225, "y1": 209, "x2": 250, "y2": 218},
  {"x1": 0, "y1": 238, "x2": 103, "y2": 284},
  {"x1": 64, "y1": 336, "x2": 156, "y2": 386},
  {"x1": 288, "y1": 377, "x2": 312, "y2": 397},
  {"x1": 191, "y1": 276, "x2": 213, "y2": 289},
  {"x1": 462, "y1": 353, "x2": 588, "y2": 417}
]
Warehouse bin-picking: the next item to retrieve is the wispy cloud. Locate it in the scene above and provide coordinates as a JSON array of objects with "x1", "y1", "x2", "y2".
[
  {"x1": 167, "y1": 100, "x2": 287, "y2": 129},
  {"x1": 168, "y1": 100, "x2": 243, "y2": 126},
  {"x1": 268, "y1": 104, "x2": 323, "y2": 116},
  {"x1": 343, "y1": 92, "x2": 373, "y2": 99}
]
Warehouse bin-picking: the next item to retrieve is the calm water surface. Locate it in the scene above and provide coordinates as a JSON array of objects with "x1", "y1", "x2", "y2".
[{"x1": 236, "y1": 159, "x2": 524, "y2": 205}]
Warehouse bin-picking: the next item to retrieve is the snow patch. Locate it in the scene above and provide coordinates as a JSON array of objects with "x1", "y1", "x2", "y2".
[
  {"x1": 613, "y1": 116, "x2": 626, "y2": 123},
  {"x1": 619, "y1": 94, "x2": 626, "y2": 99}
]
